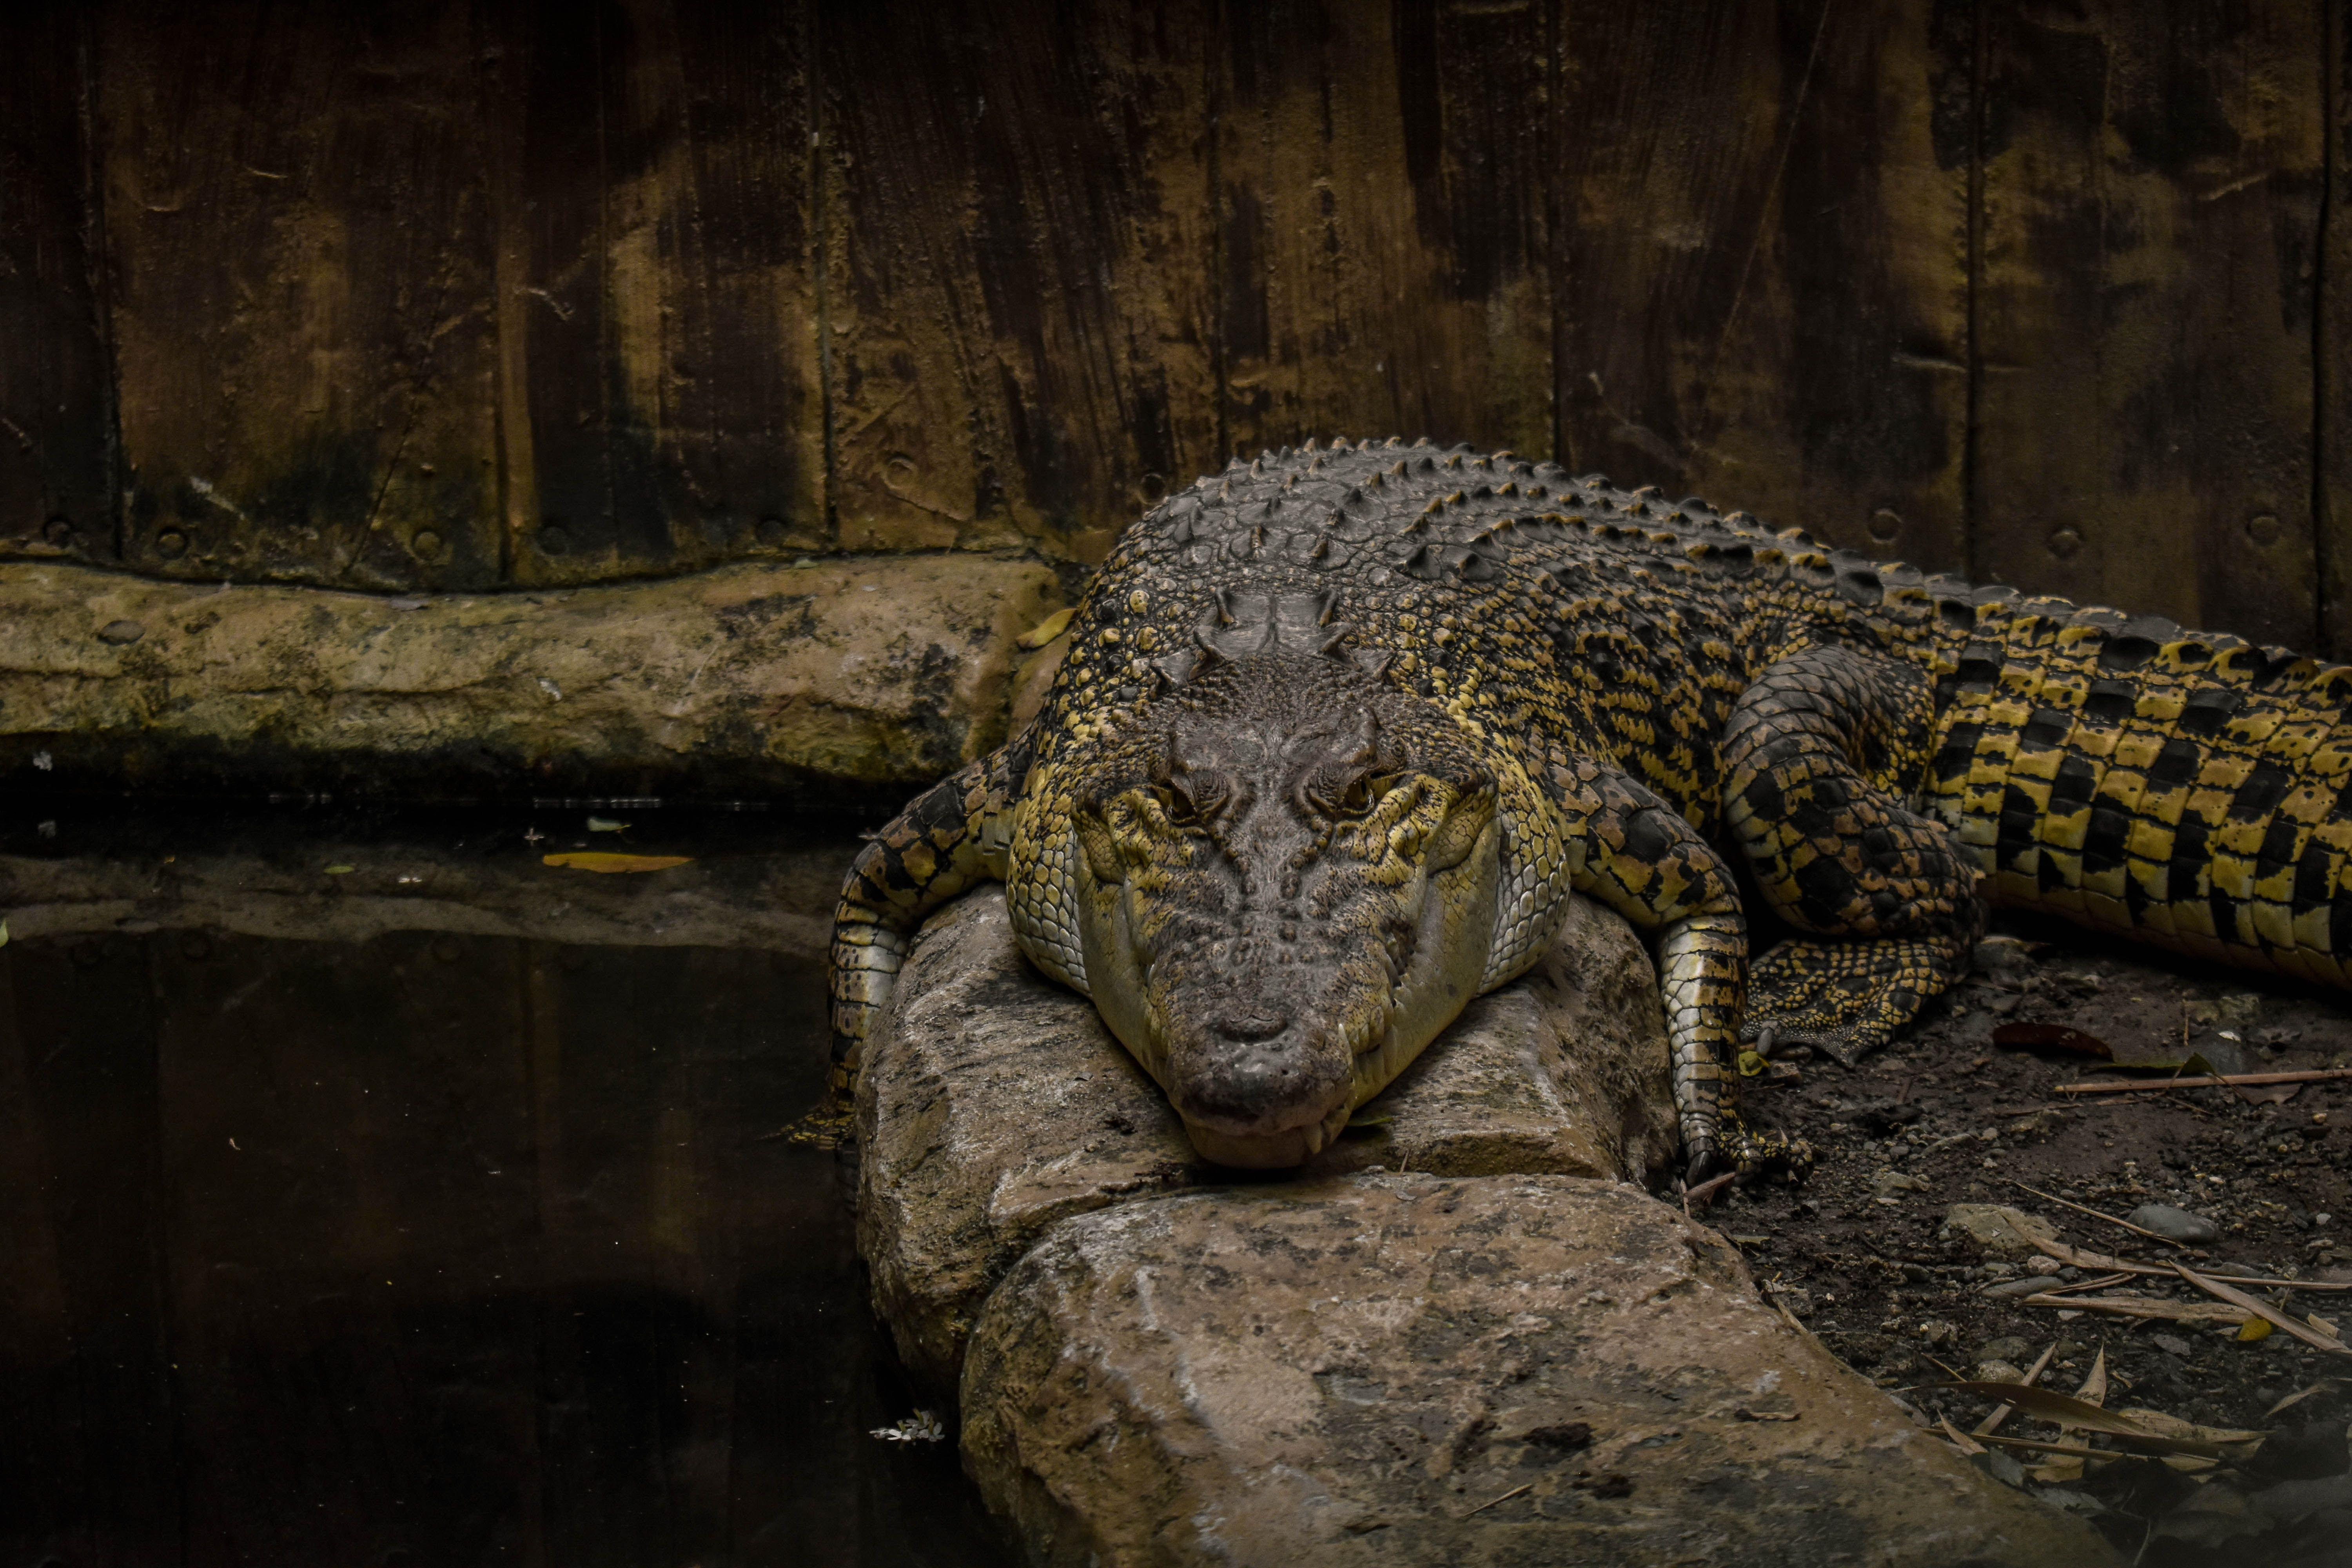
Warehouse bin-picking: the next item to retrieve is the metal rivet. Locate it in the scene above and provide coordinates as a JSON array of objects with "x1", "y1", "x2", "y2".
[
  {"x1": 2047, "y1": 527, "x2": 2083, "y2": 560},
  {"x1": 2247, "y1": 514, "x2": 2281, "y2": 547},
  {"x1": 42, "y1": 517, "x2": 73, "y2": 546},
  {"x1": 411, "y1": 529, "x2": 444, "y2": 560},
  {"x1": 155, "y1": 528, "x2": 189, "y2": 559},
  {"x1": 537, "y1": 523, "x2": 572, "y2": 556},
  {"x1": 1867, "y1": 509, "x2": 1901, "y2": 544}
]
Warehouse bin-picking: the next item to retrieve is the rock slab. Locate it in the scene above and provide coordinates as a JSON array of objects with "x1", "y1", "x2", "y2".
[
  {"x1": 0, "y1": 556, "x2": 1061, "y2": 797},
  {"x1": 961, "y1": 1174, "x2": 2116, "y2": 1567},
  {"x1": 856, "y1": 886, "x2": 1679, "y2": 1388}
]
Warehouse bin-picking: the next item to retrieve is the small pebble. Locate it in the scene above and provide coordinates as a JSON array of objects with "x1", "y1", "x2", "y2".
[
  {"x1": 2127, "y1": 1203, "x2": 2221, "y2": 1244},
  {"x1": 2025, "y1": 1255, "x2": 2063, "y2": 1276}
]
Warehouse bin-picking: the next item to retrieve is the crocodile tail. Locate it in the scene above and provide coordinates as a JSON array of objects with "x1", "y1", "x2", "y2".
[
  {"x1": 827, "y1": 725, "x2": 1038, "y2": 1091},
  {"x1": 1924, "y1": 593, "x2": 2352, "y2": 988}
]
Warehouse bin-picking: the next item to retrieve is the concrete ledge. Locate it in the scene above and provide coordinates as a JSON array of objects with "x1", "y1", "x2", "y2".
[{"x1": 0, "y1": 556, "x2": 1064, "y2": 799}]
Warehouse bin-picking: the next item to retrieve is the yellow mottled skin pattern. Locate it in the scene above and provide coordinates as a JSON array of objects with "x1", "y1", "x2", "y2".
[{"x1": 831, "y1": 439, "x2": 2352, "y2": 1180}]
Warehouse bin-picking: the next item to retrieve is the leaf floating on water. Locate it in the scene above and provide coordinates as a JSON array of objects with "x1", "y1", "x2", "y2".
[
  {"x1": 323, "y1": 864, "x2": 356, "y2": 875},
  {"x1": 0, "y1": 918, "x2": 8, "y2": 949},
  {"x1": 542, "y1": 852, "x2": 692, "y2": 874},
  {"x1": 1990, "y1": 1023, "x2": 2113, "y2": 1058},
  {"x1": 585, "y1": 817, "x2": 629, "y2": 832}
]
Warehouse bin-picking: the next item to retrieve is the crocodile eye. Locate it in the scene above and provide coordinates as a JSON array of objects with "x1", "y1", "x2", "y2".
[
  {"x1": 1157, "y1": 775, "x2": 1225, "y2": 828},
  {"x1": 1155, "y1": 782, "x2": 1196, "y2": 824},
  {"x1": 1313, "y1": 769, "x2": 1393, "y2": 819}
]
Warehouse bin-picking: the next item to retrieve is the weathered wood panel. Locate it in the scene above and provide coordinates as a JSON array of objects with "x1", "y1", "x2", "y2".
[
  {"x1": 97, "y1": 1, "x2": 508, "y2": 589},
  {"x1": 0, "y1": 5, "x2": 113, "y2": 567},
  {"x1": 2322, "y1": 0, "x2": 2351, "y2": 658},
  {"x1": 497, "y1": 0, "x2": 824, "y2": 588},
  {"x1": 1214, "y1": 0, "x2": 1554, "y2": 462},
  {"x1": 4, "y1": 0, "x2": 2348, "y2": 649},
  {"x1": 820, "y1": 0, "x2": 1219, "y2": 562},
  {"x1": 1975, "y1": 0, "x2": 2324, "y2": 646},
  {"x1": 1550, "y1": 0, "x2": 1973, "y2": 576}
]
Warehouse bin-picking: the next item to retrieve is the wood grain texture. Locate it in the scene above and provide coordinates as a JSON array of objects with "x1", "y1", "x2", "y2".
[
  {"x1": 98, "y1": 0, "x2": 507, "y2": 590},
  {"x1": 1215, "y1": 0, "x2": 1553, "y2": 463},
  {"x1": 1550, "y1": 0, "x2": 1972, "y2": 577},
  {"x1": 2323, "y1": 0, "x2": 2350, "y2": 657},
  {"x1": 1975, "y1": 0, "x2": 2324, "y2": 646},
  {"x1": 820, "y1": 0, "x2": 1218, "y2": 563},
  {"x1": 497, "y1": 0, "x2": 823, "y2": 588},
  {"x1": 0, "y1": 4, "x2": 113, "y2": 568}
]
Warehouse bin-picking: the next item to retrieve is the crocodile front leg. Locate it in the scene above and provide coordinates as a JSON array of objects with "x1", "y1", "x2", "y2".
[
  {"x1": 1547, "y1": 753, "x2": 1803, "y2": 1182},
  {"x1": 828, "y1": 728, "x2": 1036, "y2": 1091},
  {"x1": 1720, "y1": 644, "x2": 1986, "y2": 1066}
]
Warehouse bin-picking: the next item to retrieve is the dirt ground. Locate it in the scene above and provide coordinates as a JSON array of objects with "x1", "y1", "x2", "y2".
[{"x1": 1709, "y1": 913, "x2": 2352, "y2": 1563}]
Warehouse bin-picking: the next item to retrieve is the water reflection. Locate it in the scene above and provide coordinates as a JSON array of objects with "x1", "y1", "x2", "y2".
[{"x1": 0, "y1": 808, "x2": 1010, "y2": 1568}]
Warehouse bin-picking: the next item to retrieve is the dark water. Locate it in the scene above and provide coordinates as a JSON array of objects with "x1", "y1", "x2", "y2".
[{"x1": 0, "y1": 806, "x2": 1012, "y2": 1568}]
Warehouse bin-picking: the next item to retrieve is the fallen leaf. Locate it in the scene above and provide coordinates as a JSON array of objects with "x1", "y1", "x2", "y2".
[
  {"x1": 324, "y1": 864, "x2": 356, "y2": 875},
  {"x1": 0, "y1": 918, "x2": 8, "y2": 949},
  {"x1": 2237, "y1": 1082, "x2": 2305, "y2": 1106},
  {"x1": 1929, "y1": 1383, "x2": 2241, "y2": 1457},
  {"x1": 1736, "y1": 1050, "x2": 1766, "y2": 1077},
  {"x1": 1017, "y1": 606, "x2": 1077, "y2": 649},
  {"x1": 2239, "y1": 1317, "x2": 2274, "y2": 1343},
  {"x1": 2265, "y1": 1379, "x2": 2345, "y2": 1419},
  {"x1": 542, "y1": 852, "x2": 693, "y2": 874},
  {"x1": 2074, "y1": 1348, "x2": 2108, "y2": 1409},
  {"x1": 1939, "y1": 1417, "x2": 1986, "y2": 1455},
  {"x1": 1991, "y1": 1023, "x2": 2112, "y2": 1058},
  {"x1": 2115, "y1": 1408, "x2": 2265, "y2": 1448},
  {"x1": 585, "y1": 817, "x2": 629, "y2": 833}
]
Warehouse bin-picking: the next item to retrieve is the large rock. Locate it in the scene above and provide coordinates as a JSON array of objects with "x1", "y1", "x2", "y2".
[
  {"x1": 961, "y1": 1174, "x2": 2115, "y2": 1568},
  {"x1": 856, "y1": 887, "x2": 1677, "y2": 1388},
  {"x1": 0, "y1": 556, "x2": 1062, "y2": 798}
]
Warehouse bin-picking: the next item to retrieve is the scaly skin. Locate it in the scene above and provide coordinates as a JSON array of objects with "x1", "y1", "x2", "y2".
[{"x1": 831, "y1": 438, "x2": 2352, "y2": 1179}]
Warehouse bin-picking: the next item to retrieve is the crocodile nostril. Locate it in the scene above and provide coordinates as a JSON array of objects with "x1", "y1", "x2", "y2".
[{"x1": 1213, "y1": 1010, "x2": 1289, "y2": 1043}]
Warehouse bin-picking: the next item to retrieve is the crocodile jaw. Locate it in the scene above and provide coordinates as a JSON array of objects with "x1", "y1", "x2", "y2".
[{"x1": 1064, "y1": 818, "x2": 1502, "y2": 1168}]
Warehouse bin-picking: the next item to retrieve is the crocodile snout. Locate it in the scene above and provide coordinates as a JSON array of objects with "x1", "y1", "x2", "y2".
[{"x1": 1211, "y1": 1008, "x2": 1290, "y2": 1042}]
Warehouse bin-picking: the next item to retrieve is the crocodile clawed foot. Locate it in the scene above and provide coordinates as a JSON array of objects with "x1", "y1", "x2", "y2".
[{"x1": 1723, "y1": 1107, "x2": 1813, "y2": 1185}]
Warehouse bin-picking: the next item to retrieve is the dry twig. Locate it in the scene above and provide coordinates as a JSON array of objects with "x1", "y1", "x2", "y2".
[
  {"x1": 2055, "y1": 1067, "x2": 2352, "y2": 1095},
  {"x1": 2004, "y1": 1180, "x2": 2185, "y2": 1249},
  {"x1": 2172, "y1": 1263, "x2": 2352, "y2": 1357}
]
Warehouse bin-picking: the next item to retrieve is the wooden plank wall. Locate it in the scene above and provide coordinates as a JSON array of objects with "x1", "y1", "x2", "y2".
[{"x1": 0, "y1": 0, "x2": 2345, "y2": 655}]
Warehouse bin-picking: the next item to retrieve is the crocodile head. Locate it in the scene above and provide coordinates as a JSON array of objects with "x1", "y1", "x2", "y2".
[{"x1": 1014, "y1": 649, "x2": 1504, "y2": 1167}]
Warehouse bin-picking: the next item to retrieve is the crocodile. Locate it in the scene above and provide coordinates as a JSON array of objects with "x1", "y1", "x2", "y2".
[{"x1": 830, "y1": 437, "x2": 2352, "y2": 1177}]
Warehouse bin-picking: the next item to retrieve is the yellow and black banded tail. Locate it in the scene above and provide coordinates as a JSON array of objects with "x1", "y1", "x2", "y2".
[{"x1": 1924, "y1": 594, "x2": 2352, "y2": 989}]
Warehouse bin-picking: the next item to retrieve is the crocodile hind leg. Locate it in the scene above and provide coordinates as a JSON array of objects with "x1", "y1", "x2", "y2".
[
  {"x1": 1721, "y1": 644, "x2": 1985, "y2": 1067},
  {"x1": 828, "y1": 726, "x2": 1036, "y2": 1094}
]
